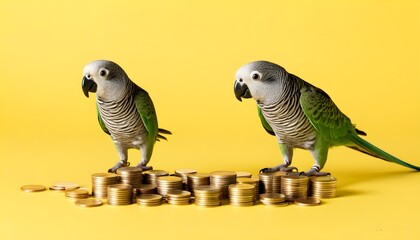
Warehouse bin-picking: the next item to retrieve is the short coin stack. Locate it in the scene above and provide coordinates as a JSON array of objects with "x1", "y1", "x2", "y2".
[
  {"x1": 143, "y1": 170, "x2": 169, "y2": 185},
  {"x1": 157, "y1": 176, "x2": 183, "y2": 197},
  {"x1": 210, "y1": 171, "x2": 237, "y2": 199},
  {"x1": 259, "y1": 171, "x2": 286, "y2": 194},
  {"x1": 134, "y1": 184, "x2": 157, "y2": 195},
  {"x1": 236, "y1": 171, "x2": 252, "y2": 178},
  {"x1": 65, "y1": 189, "x2": 89, "y2": 200},
  {"x1": 91, "y1": 173, "x2": 119, "y2": 198},
  {"x1": 116, "y1": 167, "x2": 142, "y2": 188},
  {"x1": 281, "y1": 175, "x2": 309, "y2": 201},
  {"x1": 310, "y1": 176, "x2": 337, "y2": 198},
  {"x1": 136, "y1": 194, "x2": 162, "y2": 207},
  {"x1": 174, "y1": 169, "x2": 197, "y2": 188},
  {"x1": 107, "y1": 184, "x2": 133, "y2": 206},
  {"x1": 166, "y1": 190, "x2": 191, "y2": 205},
  {"x1": 236, "y1": 177, "x2": 260, "y2": 200},
  {"x1": 259, "y1": 193, "x2": 287, "y2": 206},
  {"x1": 294, "y1": 197, "x2": 321, "y2": 206},
  {"x1": 228, "y1": 184, "x2": 256, "y2": 206},
  {"x1": 187, "y1": 173, "x2": 210, "y2": 195},
  {"x1": 194, "y1": 185, "x2": 222, "y2": 207}
]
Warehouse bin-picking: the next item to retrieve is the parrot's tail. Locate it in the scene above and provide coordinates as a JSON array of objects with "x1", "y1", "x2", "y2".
[
  {"x1": 157, "y1": 128, "x2": 172, "y2": 141},
  {"x1": 347, "y1": 134, "x2": 420, "y2": 171}
]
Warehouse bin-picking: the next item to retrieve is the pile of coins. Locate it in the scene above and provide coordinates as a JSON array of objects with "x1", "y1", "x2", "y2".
[
  {"x1": 174, "y1": 169, "x2": 197, "y2": 187},
  {"x1": 281, "y1": 175, "x2": 309, "y2": 201},
  {"x1": 236, "y1": 177, "x2": 260, "y2": 200},
  {"x1": 157, "y1": 176, "x2": 183, "y2": 197},
  {"x1": 137, "y1": 194, "x2": 162, "y2": 207},
  {"x1": 310, "y1": 176, "x2": 337, "y2": 198},
  {"x1": 187, "y1": 173, "x2": 210, "y2": 195},
  {"x1": 65, "y1": 189, "x2": 89, "y2": 200},
  {"x1": 259, "y1": 171, "x2": 286, "y2": 194},
  {"x1": 229, "y1": 184, "x2": 256, "y2": 206},
  {"x1": 210, "y1": 171, "x2": 237, "y2": 199},
  {"x1": 117, "y1": 167, "x2": 142, "y2": 188},
  {"x1": 107, "y1": 184, "x2": 133, "y2": 205},
  {"x1": 143, "y1": 170, "x2": 169, "y2": 185},
  {"x1": 259, "y1": 193, "x2": 287, "y2": 206},
  {"x1": 194, "y1": 185, "x2": 222, "y2": 207},
  {"x1": 166, "y1": 190, "x2": 191, "y2": 205},
  {"x1": 91, "y1": 173, "x2": 119, "y2": 198}
]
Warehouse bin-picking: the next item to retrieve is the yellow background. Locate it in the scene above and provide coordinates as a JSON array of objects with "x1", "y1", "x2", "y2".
[{"x1": 1, "y1": 0, "x2": 419, "y2": 239}]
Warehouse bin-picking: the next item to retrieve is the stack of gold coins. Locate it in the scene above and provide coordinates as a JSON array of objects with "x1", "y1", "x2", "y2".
[
  {"x1": 210, "y1": 171, "x2": 237, "y2": 199},
  {"x1": 259, "y1": 193, "x2": 287, "y2": 206},
  {"x1": 187, "y1": 173, "x2": 210, "y2": 195},
  {"x1": 259, "y1": 171, "x2": 286, "y2": 193},
  {"x1": 236, "y1": 171, "x2": 252, "y2": 178},
  {"x1": 157, "y1": 176, "x2": 183, "y2": 197},
  {"x1": 174, "y1": 169, "x2": 197, "y2": 188},
  {"x1": 116, "y1": 167, "x2": 142, "y2": 188},
  {"x1": 136, "y1": 194, "x2": 162, "y2": 207},
  {"x1": 166, "y1": 190, "x2": 191, "y2": 205},
  {"x1": 92, "y1": 173, "x2": 119, "y2": 198},
  {"x1": 65, "y1": 189, "x2": 90, "y2": 200},
  {"x1": 228, "y1": 184, "x2": 255, "y2": 206},
  {"x1": 281, "y1": 175, "x2": 309, "y2": 201},
  {"x1": 143, "y1": 170, "x2": 169, "y2": 185},
  {"x1": 310, "y1": 176, "x2": 337, "y2": 198},
  {"x1": 236, "y1": 177, "x2": 260, "y2": 200},
  {"x1": 194, "y1": 185, "x2": 221, "y2": 207},
  {"x1": 107, "y1": 184, "x2": 133, "y2": 205},
  {"x1": 134, "y1": 184, "x2": 157, "y2": 195}
]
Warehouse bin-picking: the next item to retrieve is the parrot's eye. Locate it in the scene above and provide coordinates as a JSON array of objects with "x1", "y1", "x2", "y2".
[
  {"x1": 251, "y1": 72, "x2": 261, "y2": 80},
  {"x1": 99, "y1": 68, "x2": 108, "y2": 77}
]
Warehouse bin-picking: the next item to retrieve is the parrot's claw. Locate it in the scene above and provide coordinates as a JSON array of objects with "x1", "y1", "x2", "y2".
[
  {"x1": 136, "y1": 164, "x2": 153, "y2": 171},
  {"x1": 259, "y1": 166, "x2": 298, "y2": 173},
  {"x1": 108, "y1": 161, "x2": 130, "y2": 173},
  {"x1": 300, "y1": 169, "x2": 331, "y2": 177}
]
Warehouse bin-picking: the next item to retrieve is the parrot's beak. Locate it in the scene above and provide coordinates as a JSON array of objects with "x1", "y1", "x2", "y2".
[
  {"x1": 234, "y1": 79, "x2": 252, "y2": 101},
  {"x1": 82, "y1": 76, "x2": 97, "y2": 98}
]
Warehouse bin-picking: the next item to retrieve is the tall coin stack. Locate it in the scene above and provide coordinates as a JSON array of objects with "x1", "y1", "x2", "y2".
[
  {"x1": 281, "y1": 175, "x2": 309, "y2": 201},
  {"x1": 116, "y1": 167, "x2": 142, "y2": 188},
  {"x1": 166, "y1": 190, "x2": 191, "y2": 205},
  {"x1": 310, "y1": 176, "x2": 337, "y2": 198},
  {"x1": 174, "y1": 169, "x2": 197, "y2": 189},
  {"x1": 107, "y1": 184, "x2": 133, "y2": 205},
  {"x1": 228, "y1": 184, "x2": 256, "y2": 206},
  {"x1": 236, "y1": 177, "x2": 260, "y2": 200},
  {"x1": 259, "y1": 171, "x2": 286, "y2": 193},
  {"x1": 157, "y1": 176, "x2": 183, "y2": 197},
  {"x1": 91, "y1": 173, "x2": 119, "y2": 199},
  {"x1": 210, "y1": 171, "x2": 237, "y2": 199},
  {"x1": 187, "y1": 173, "x2": 210, "y2": 195},
  {"x1": 143, "y1": 170, "x2": 169, "y2": 185},
  {"x1": 194, "y1": 185, "x2": 221, "y2": 207}
]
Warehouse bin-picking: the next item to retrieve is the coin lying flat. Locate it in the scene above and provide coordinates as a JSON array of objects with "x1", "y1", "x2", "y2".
[
  {"x1": 51, "y1": 181, "x2": 80, "y2": 191},
  {"x1": 21, "y1": 185, "x2": 46, "y2": 192},
  {"x1": 75, "y1": 198, "x2": 103, "y2": 207},
  {"x1": 294, "y1": 197, "x2": 321, "y2": 206}
]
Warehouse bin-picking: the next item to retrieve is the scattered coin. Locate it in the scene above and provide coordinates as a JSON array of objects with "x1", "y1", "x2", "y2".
[
  {"x1": 21, "y1": 185, "x2": 46, "y2": 193},
  {"x1": 52, "y1": 181, "x2": 80, "y2": 191},
  {"x1": 294, "y1": 197, "x2": 321, "y2": 206},
  {"x1": 75, "y1": 198, "x2": 103, "y2": 207}
]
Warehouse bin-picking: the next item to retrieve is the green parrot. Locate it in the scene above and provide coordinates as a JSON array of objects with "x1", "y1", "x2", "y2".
[
  {"x1": 234, "y1": 60, "x2": 419, "y2": 176},
  {"x1": 82, "y1": 60, "x2": 171, "y2": 173}
]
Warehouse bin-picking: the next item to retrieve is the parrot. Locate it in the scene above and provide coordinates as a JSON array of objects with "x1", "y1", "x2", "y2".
[
  {"x1": 234, "y1": 60, "x2": 420, "y2": 176},
  {"x1": 82, "y1": 60, "x2": 171, "y2": 173}
]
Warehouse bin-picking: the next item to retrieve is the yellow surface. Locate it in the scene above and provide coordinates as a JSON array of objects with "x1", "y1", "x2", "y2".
[{"x1": 1, "y1": 0, "x2": 419, "y2": 239}]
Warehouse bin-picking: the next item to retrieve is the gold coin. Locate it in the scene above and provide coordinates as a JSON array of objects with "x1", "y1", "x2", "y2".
[
  {"x1": 21, "y1": 185, "x2": 46, "y2": 192},
  {"x1": 52, "y1": 181, "x2": 80, "y2": 190},
  {"x1": 49, "y1": 185, "x2": 66, "y2": 192},
  {"x1": 294, "y1": 197, "x2": 321, "y2": 206},
  {"x1": 75, "y1": 198, "x2": 103, "y2": 207},
  {"x1": 235, "y1": 171, "x2": 252, "y2": 178},
  {"x1": 137, "y1": 194, "x2": 162, "y2": 201}
]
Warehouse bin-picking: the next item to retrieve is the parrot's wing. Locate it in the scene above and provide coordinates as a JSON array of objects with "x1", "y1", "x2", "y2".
[
  {"x1": 96, "y1": 104, "x2": 110, "y2": 135},
  {"x1": 257, "y1": 105, "x2": 275, "y2": 136},
  {"x1": 299, "y1": 86, "x2": 353, "y2": 140},
  {"x1": 134, "y1": 88, "x2": 158, "y2": 141}
]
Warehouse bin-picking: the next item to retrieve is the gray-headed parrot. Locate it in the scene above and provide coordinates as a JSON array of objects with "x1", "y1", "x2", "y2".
[{"x1": 234, "y1": 60, "x2": 419, "y2": 175}]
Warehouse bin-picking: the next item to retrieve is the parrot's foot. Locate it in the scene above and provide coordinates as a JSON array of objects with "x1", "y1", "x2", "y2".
[
  {"x1": 136, "y1": 163, "x2": 153, "y2": 171},
  {"x1": 108, "y1": 160, "x2": 130, "y2": 173},
  {"x1": 301, "y1": 168, "x2": 330, "y2": 177},
  {"x1": 259, "y1": 166, "x2": 298, "y2": 173}
]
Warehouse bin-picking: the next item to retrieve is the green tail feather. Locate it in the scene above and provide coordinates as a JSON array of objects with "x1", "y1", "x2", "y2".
[{"x1": 347, "y1": 134, "x2": 420, "y2": 171}]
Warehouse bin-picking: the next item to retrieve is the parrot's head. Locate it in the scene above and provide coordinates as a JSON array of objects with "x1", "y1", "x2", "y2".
[
  {"x1": 82, "y1": 60, "x2": 129, "y2": 101},
  {"x1": 234, "y1": 61, "x2": 287, "y2": 104}
]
